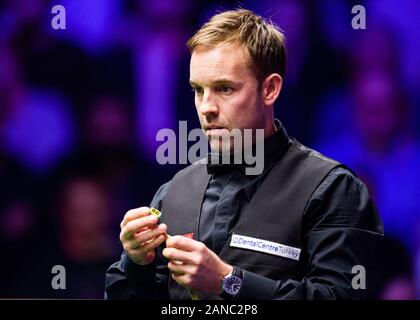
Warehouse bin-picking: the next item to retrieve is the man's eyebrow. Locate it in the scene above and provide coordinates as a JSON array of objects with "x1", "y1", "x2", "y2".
[
  {"x1": 213, "y1": 79, "x2": 237, "y2": 86},
  {"x1": 189, "y1": 80, "x2": 200, "y2": 87},
  {"x1": 189, "y1": 79, "x2": 239, "y2": 87}
]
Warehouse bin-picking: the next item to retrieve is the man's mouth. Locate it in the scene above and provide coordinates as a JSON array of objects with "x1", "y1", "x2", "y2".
[{"x1": 205, "y1": 127, "x2": 228, "y2": 135}]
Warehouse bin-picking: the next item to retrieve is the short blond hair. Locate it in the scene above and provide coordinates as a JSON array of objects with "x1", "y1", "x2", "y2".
[{"x1": 187, "y1": 9, "x2": 287, "y2": 82}]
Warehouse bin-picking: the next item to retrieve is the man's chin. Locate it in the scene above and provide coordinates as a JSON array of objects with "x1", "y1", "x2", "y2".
[{"x1": 209, "y1": 142, "x2": 233, "y2": 155}]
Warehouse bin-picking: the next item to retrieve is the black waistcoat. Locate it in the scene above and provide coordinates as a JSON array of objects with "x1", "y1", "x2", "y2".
[{"x1": 160, "y1": 139, "x2": 341, "y2": 299}]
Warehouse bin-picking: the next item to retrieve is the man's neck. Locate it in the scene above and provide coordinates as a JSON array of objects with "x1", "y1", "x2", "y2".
[{"x1": 264, "y1": 120, "x2": 278, "y2": 139}]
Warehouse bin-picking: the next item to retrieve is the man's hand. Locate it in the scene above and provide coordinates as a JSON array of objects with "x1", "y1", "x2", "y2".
[
  {"x1": 162, "y1": 236, "x2": 233, "y2": 295},
  {"x1": 119, "y1": 206, "x2": 167, "y2": 265}
]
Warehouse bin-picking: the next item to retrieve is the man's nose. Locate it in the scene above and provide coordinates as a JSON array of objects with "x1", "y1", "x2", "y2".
[{"x1": 199, "y1": 90, "x2": 219, "y2": 117}]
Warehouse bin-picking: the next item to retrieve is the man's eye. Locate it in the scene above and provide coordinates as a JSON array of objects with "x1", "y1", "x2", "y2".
[
  {"x1": 192, "y1": 87, "x2": 203, "y2": 95},
  {"x1": 219, "y1": 85, "x2": 232, "y2": 94}
]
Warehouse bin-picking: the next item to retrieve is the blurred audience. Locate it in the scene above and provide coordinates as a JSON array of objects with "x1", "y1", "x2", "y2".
[
  {"x1": 369, "y1": 236, "x2": 416, "y2": 300},
  {"x1": 0, "y1": 149, "x2": 40, "y2": 297},
  {"x1": 49, "y1": 176, "x2": 117, "y2": 298},
  {"x1": 317, "y1": 69, "x2": 419, "y2": 253},
  {"x1": 126, "y1": 0, "x2": 196, "y2": 159}
]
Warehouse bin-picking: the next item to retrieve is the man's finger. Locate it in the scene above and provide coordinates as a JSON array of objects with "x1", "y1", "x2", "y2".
[
  {"x1": 121, "y1": 215, "x2": 159, "y2": 240},
  {"x1": 168, "y1": 261, "x2": 194, "y2": 275},
  {"x1": 171, "y1": 272, "x2": 191, "y2": 288},
  {"x1": 125, "y1": 238, "x2": 141, "y2": 250},
  {"x1": 135, "y1": 224, "x2": 167, "y2": 244},
  {"x1": 166, "y1": 235, "x2": 201, "y2": 252},
  {"x1": 121, "y1": 207, "x2": 151, "y2": 228},
  {"x1": 126, "y1": 233, "x2": 166, "y2": 257},
  {"x1": 162, "y1": 247, "x2": 195, "y2": 264},
  {"x1": 139, "y1": 234, "x2": 166, "y2": 253}
]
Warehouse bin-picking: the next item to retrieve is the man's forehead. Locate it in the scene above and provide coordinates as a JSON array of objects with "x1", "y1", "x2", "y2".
[{"x1": 189, "y1": 43, "x2": 252, "y2": 83}]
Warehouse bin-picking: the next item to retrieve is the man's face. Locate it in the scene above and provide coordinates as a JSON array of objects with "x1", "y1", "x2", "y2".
[{"x1": 189, "y1": 43, "x2": 265, "y2": 153}]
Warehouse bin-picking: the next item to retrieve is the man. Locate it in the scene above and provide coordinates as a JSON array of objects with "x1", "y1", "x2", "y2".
[{"x1": 105, "y1": 9, "x2": 383, "y2": 300}]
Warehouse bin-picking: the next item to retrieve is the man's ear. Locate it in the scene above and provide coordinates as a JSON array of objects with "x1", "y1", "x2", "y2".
[{"x1": 261, "y1": 74, "x2": 283, "y2": 107}]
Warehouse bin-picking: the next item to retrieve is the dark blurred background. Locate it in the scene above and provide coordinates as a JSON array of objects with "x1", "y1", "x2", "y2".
[{"x1": 0, "y1": 0, "x2": 419, "y2": 299}]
